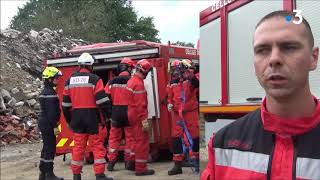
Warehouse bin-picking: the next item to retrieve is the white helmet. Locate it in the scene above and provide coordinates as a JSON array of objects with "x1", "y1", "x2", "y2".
[{"x1": 78, "y1": 52, "x2": 94, "y2": 65}]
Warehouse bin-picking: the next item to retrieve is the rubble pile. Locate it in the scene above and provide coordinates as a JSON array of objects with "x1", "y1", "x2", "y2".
[
  {"x1": 0, "y1": 114, "x2": 39, "y2": 146},
  {"x1": 0, "y1": 28, "x2": 88, "y2": 77},
  {"x1": 0, "y1": 28, "x2": 89, "y2": 146}
]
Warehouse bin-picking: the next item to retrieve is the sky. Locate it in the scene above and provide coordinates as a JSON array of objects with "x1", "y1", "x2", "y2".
[{"x1": 0, "y1": 0, "x2": 214, "y2": 44}]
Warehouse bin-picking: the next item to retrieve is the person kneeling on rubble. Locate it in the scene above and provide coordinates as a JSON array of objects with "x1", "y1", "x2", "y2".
[
  {"x1": 62, "y1": 53, "x2": 113, "y2": 180},
  {"x1": 38, "y1": 66, "x2": 64, "y2": 180}
]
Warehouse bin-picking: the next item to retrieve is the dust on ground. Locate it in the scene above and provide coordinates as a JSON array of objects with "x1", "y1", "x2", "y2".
[{"x1": 1, "y1": 142, "x2": 199, "y2": 180}]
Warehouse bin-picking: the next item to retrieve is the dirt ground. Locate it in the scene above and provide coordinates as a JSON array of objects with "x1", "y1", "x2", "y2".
[{"x1": 0, "y1": 142, "x2": 199, "y2": 180}]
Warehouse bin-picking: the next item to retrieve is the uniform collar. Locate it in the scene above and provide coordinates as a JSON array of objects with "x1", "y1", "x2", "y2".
[
  {"x1": 79, "y1": 68, "x2": 91, "y2": 73},
  {"x1": 261, "y1": 97, "x2": 320, "y2": 135},
  {"x1": 119, "y1": 71, "x2": 130, "y2": 76}
]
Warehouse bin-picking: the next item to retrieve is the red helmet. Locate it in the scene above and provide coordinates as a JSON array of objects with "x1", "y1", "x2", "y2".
[
  {"x1": 120, "y1": 57, "x2": 135, "y2": 67},
  {"x1": 136, "y1": 59, "x2": 152, "y2": 75},
  {"x1": 171, "y1": 60, "x2": 181, "y2": 67}
]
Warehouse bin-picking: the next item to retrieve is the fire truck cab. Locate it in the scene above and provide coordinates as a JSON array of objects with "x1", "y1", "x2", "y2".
[
  {"x1": 199, "y1": 0, "x2": 320, "y2": 142},
  {"x1": 46, "y1": 40, "x2": 199, "y2": 160}
]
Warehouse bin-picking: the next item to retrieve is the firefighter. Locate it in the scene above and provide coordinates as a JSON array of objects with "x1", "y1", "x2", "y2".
[
  {"x1": 105, "y1": 57, "x2": 135, "y2": 171},
  {"x1": 38, "y1": 67, "x2": 64, "y2": 180},
  {"x1": 62, "y1": 53, "x2": 113, "y2": 180},
  {"x1": 167, "y1": 59, "x2": 200, "y2": 175},
  {"x1": 201, "y1": 10, "x2": 320, "y2": 180},
  {"x1": 126, "y1": 59, "x2": 155, "y2": 176}
]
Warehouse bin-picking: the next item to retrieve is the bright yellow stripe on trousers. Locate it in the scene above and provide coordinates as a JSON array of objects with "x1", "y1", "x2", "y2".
[
  {"x1": 70, "y1": 140, "x2": 75, "y2": 147},
  {"x1": 56, "y1": 138, "x2": 68, "y2": 147}
]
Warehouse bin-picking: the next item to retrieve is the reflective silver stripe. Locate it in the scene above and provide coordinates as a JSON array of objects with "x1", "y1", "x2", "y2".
[
  {"x1": 62, "y1": 102, "x2": 72, "y2": 107},
  {"x1": 71, "y1": 160, "x2": 83, "y2": 166},
  {"x1": 171, "y1": 83, "x2": 180, "y2": 87},
  {"x1": 126, "y1": 87, "x2": 134, "y2": 92},
  {"x1": 96, "y1": 97, "x2": 109, "y2": 104},
  {"x1": 39, "y1": 95, "x2": 58, "y2": 98},
  {"x1": 109, "y1": 148, "x2": 117, "y2": 153},
  {"x1": 133, "y1": 90, "x2": 146, "y2": 94},
  {"x1": 126, "y1": 87, "x2": 146, "y2": 94},
  {"x1": 68, "y1": 83, "x2": 95, "y2": 89},
  {"x1": 110, "y1": 84, "x2": 127, "y2": 88},
  {"x1": 40, "y1": 158, "x2": 54, "y2": 163},
  {"x1": 215, "y1": 148, "x2": 269, "y2": 174},
  {"x1": 296, "y1": 157, "x2": 320, "y2": 180},
  {"x1": 136, "y1": 159, "x2": 147, "y2": 163},
  {"x1": 94, "y1": 158, "x2": 106, "y2": 164}
]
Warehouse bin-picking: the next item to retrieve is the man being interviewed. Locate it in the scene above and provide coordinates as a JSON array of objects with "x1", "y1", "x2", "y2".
[
  {"x1": 126, "y1": 59, "x2": 155, "y2": 176},
  {"x1": 201, "y1": 10, "x2": 320, "y2": 180}
]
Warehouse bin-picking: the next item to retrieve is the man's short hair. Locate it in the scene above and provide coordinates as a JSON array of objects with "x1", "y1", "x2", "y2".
[{"x1": 255, "y1": 10, "x2": 314, "y2": 48}]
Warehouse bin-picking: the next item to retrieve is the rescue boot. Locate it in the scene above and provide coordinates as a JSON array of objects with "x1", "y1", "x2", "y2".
[
  {"x1": 73, "y1": 174, "x2": 81, "y2": 180},
  {"x1": 45, "y1": 171, "x2": 64, "y2": 180},
  {"x1": 125, "y1": 161, "x2": 135, "y2": 171},
  {"x1": 168, "y1": 161, "x2": 182, "y2": 176},
  {"x1": 107, "y1": 161, "x2": 116, "y2": 171},
  {"x1": 38, "y1": 172, "x2": 45, "y2": 180},
  {"x1": 191, "y1": 158, "x2": 200, "y2": 174},
  {"x1": 135, "y1": 169, "x2": 155, "y2": 176},
  {"x1": 95, "y1": 173, "x2": 113, "y2": 180}
]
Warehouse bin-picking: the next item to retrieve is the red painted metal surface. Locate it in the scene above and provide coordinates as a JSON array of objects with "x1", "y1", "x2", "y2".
[
  {"x1": 283, "y1": 0, "x2": 294, "y2": 11},
  {"x1": 220, "y1": 6, "x2": 229, "y2": 105}
]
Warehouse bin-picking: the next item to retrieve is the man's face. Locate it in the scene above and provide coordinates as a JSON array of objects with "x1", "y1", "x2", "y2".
[{"x1": 253, "y1": 17, "x2": 318, "y2": 100}]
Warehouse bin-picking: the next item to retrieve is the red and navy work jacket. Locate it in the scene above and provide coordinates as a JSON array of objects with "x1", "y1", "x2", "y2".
[
  {"x1": 105, "y1": 71, "x2": 131, "y2": 128},
  {"x1": 201, "y1": 98, "x2": 320, "y2": 180},
  {"x1": 126, "y1": 74, "x2": 148, "y2": 126},
  {"x1": 167, "y1": 76, "x2": 199, "y2": 113},
  {"x1": 62, "y1": 68, "x2": 111, "y2": 134}
]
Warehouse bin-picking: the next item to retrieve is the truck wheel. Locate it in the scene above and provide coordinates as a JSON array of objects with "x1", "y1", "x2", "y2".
[{"x1": 85, "y1": 152, "x2": 94, "y2": 164}]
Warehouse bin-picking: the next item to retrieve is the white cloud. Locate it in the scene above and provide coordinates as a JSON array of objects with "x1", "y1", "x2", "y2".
[
  {"x1": 132, "y1": 1, "x2": 214, "y2": 44},
  {"x1": 1, "y1": 0, "x2": 29, "y2": 30}
]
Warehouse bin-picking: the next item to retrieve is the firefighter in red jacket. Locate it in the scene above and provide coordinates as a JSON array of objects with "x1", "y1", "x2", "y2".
[
  {"x1": 62, "y1": 53, "x2": 113, "y2": 180},
  {"x1": 167, "y1": 59, "x2": 200, "y2": 175},
  {"x1": 105, "y1": 57, "x2": 135, "y2": 171},
  {"x1": 126, "y1": 59, "x2": 155, "y2": 176},
  {"x1": 201, "y1": 10, "x2": 320, "y2": 180}
]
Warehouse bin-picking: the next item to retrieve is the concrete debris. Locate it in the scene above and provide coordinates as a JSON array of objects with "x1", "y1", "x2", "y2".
[
  {"x1": 15, "y1": 101, "x2": 25, "y2": 107},
  {"x1": 0, "y1": 114, "x2": 39, "y2": 145},
  {"x1": 26, "y1": 99, "x2": 37, "y2": 107},
  {"x1": 10, "y1": 88, "x2": 20, "y2": 95},
  {"x1": 0, "y1": 27, "x2": 89, "y2": 146}
]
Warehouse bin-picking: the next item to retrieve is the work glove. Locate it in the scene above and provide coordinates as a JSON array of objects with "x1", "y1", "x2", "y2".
[
  {"x1": 53, "y1": 127, "x2": 60, "y2": 135},
  {"x1": 167, "y1": 103, "x2": 173, "y2": 112},
  {"x1": 142, "y1": 119, "x2": 150, "y2": 132}
]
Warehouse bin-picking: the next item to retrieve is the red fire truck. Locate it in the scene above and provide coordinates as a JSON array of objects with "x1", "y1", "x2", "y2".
[
  {"x1": 46, "y1": 40, "x2": 199, "y2": 161},
  {"x1": 199, "y1": 0, "x2": 320, "y2": 122}
]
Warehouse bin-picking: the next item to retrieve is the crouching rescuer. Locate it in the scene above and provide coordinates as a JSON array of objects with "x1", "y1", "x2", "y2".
[
  {"x1": 38, "y1": 67, "x2": 64, "y2": 180},
  {"x1": 62, "y1": 53, "x2": 113, "y2": 180}
]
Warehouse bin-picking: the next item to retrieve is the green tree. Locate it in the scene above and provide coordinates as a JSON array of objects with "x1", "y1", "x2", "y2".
[
  {"x1": 172, "y1": 41, "x2": 194, "y2": 48},
  {"x1": 10, "y1": 0, "x2": 160, "y2": 43}
]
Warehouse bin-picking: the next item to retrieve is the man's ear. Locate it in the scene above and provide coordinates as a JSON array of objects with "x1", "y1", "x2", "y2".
[{"x1": 310, "y1": 47, "x2": 319, "y2": 71}]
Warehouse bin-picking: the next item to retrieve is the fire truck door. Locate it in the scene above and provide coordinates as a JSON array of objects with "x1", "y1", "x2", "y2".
[{"x1": 144, "y1": 67, "x2": 160, "y2": 143}]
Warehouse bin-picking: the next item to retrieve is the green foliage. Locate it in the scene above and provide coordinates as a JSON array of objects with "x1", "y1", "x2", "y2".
[
  {"x1": 10, "y1": 0, "x2": 160, "y2": 43},
  {"x1": 172, "y1": 41, "x2": 194, "y2": 48}
]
